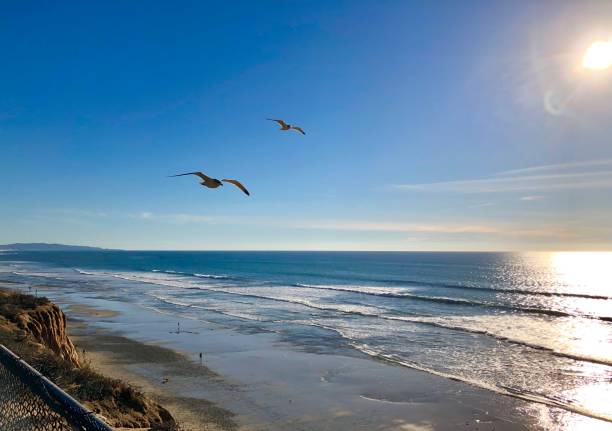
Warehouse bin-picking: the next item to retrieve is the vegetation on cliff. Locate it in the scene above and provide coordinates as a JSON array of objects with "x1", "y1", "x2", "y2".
[{"x1": 0, "y1": 288, "x2": 178, "y2": 429}]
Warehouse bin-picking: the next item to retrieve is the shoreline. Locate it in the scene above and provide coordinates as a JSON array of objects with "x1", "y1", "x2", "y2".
[
  {"x1": 3, "y1": 278, "x2": 610, "y2": 430},
  {"x1": 59, "y1": 292, "x2": 533, "y2": 430}
]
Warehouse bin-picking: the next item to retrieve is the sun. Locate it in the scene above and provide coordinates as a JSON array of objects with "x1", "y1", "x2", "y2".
[{"x1": 582, "y1": 40, "x2": 612, "y2": 70}]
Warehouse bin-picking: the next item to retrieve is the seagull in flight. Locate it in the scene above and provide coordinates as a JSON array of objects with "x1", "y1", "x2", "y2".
[
  {"x1": 169, "y1": 171, "x2": 250, "y2": 196},
  {"x1": 267, "y1": 119, "x2": 305, "y2": 135}
]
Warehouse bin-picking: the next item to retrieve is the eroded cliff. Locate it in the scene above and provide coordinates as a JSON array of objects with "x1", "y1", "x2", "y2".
[{"x1": 0, "y1": 287, "x2": 177, "y2": 430}]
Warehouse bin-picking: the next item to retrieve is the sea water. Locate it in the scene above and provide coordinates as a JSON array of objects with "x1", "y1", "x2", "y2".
[{"x1": 1, "y1": 250, "x2": 611, "y2": 423}]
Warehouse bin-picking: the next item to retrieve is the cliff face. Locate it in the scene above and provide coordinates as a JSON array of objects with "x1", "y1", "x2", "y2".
[
  {"x1": 14, "y1": 302, "x2": 81, "y2": 367},
  {"x1": 0, "y1": 288, "x2": 80, "y2": 367},
  {"x1": 0, "y1": 288, "x2": 178, "y2": 429}
]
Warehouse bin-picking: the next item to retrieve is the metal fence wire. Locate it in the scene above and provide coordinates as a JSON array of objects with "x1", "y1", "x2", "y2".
[{"x1": 0, "y1": 344, "x2": 113, "y2": 431}]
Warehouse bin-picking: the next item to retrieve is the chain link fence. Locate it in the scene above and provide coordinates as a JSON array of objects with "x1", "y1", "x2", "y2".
[{"x1": 0, "y1": 344, "x2": 113, "y2": 431}]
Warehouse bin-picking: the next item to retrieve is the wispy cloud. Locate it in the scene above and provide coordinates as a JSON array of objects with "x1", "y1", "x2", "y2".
[
  {"x1": 45, "y1": 209, "x2": 109, "y2": 218},
  {"x1": 520, "y1": 195, "x2": 544, "y2": 201},
  {"x1": 496, "y1": 159, "x2": 612, "y2": 177},
  {"x1": 284, "y1": 219, "x2": 587, "y2": 240},
  {"x1": 120, "y1": 211, "x2": 565, "y2": 239},
  {"x1": 31, "y1": 209, "x2": 110, "y2": 226},
  {"x1": 394, "y1": 159, "x2": 612, "y2": 194},
  {"x1": 469, "y1": 202, "x2": 495, "y2": 208},
  {"x1": 130, "y1": 213, "x2": 507, "y2": 235},
  {"x1": 288, "y1": 220, "x2": 501, "y2": 234},
  {"x1": 133, "y1": 212, "x2": 215, "y2": 224},
  {"x1": 35, "y1": 208, "x2": 611, "y2": 247}
]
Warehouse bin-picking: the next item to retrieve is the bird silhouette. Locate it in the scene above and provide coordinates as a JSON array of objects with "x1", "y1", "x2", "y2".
[
  {"x1": 267, "y1": 118, "x2": 305, "y2": 135},
  {"x1": 170, "y1": 171, "x2": 250, "y2": 196}
]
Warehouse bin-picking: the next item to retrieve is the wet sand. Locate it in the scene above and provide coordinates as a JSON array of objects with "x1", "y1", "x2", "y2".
[
  {"x1": 62, "y1": 300, "x2": 540, "y2": 431},
  {"x1": 68, "y1": 303, "x2": 120, "y2": 318},
  {"x1": 70, "y1": 324, "x2": 237, "y2": 431}
]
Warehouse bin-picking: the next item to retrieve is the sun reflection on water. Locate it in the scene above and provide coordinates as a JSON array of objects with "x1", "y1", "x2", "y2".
[
  {"x1": 549, "y1": 252, "x2": 612, "y2": 296},
  {"x1": 530, "y1": 252, "x2": 612, "y2": 429}
]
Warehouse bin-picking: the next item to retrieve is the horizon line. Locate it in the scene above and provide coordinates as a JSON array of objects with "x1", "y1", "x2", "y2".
[{"x1": 2, "y1": 243, "x2": 611, "y2": 253}]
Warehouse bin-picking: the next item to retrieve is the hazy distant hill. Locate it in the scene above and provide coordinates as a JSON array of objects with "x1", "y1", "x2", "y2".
[{"x1": 0, "y1": 243, "x2": 108, "y2": 251}]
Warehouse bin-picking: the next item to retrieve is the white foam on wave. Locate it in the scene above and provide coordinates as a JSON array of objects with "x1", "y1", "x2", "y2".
[
  {"x1": 150, "y1": 293, "x2": 268, "y2": 322},
  {"x1": 298, "y1": 282, "x2": 612, "y2": 321},
  {"x1": 80, "y1": 269, "x2": 385, "y2": 318},
  {"x1": 11, "y1": 271, "x2": 64, "y2": 280},
  {"x1": 296, "y1": 283, "x2": 407, "y2": 296},
  {"x1": 78, "y1": 269, "x2": 209, "y2": 289},
  {"x1": 194, "y1": 273, "x2": 230, "y2": 279},
  {"x1": 397, "y1": 314, "x2": 612, "y2": 367},
  {"x1": 288, "y1": 316, "x2": 612, "y2": 423},
  {"x1": 152, "y1": 269, "x2": 191, "y2": 275},
  {"x1": 299, "y1": 283, "x2": 490, "y2": 306},
  {"x1": 150, "y1": 269, "x2": 230, "y2": 279},
  {"x1": 80, "y1": 269, "x2": 609, "y2": 324},
  {"x1": 350, "y1": 343, "x2": 612, "y2": 423},
  {"x1": 73, "y1": 267, "x2": 612, "y2": 366},
  {"x1": 74, "y1": 269, "x2": 98, "y2": 276},
  {"x1": 149, "y1": 294, "x2": 192, "y2": 308}
]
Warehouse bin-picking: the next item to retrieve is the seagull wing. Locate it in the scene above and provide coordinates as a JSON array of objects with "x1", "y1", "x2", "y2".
[
  {"x1": 169, "y1": 171, "x2": 212, "y2": 181},
  {"x1": 267, "y1": 118, "x2": 288, "y2": 128},
  {"x1": 222, "y1": 179, "x2": 250, "y2": 196},
  {"x1": 291, "y1": 126, "x2": 305, "y2": 135}
]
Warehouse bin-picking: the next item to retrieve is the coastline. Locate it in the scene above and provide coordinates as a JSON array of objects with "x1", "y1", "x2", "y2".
[
  {"x1": 66, "y1": 308, "x2": 529, "y2": 431},
  {"x1": 39, "y1": 284, "x2": 534, "y2": 430},
  {"x1": 3, "y1": 277, "x2": 610, "y2": 430}
]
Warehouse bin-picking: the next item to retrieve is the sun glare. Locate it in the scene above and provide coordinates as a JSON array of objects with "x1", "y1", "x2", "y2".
[
  {"x1": 549, "y1": 252, "x2": 612, "y2": 295},
  {"x1": 582, "y1": 40, "x2": 612, "y2": 70}
]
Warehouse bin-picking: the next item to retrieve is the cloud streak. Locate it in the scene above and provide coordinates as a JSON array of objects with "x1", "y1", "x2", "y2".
[
  {"x1": 133, "y1": 212, "x2": 215, "y2": 224},
  {"x1": 124, "y1": 211, "x2": 569, "y2": 239},
  {"x1": 395, "y1": 159, "x2": 612, "y2": 194},
  {"x1": 289, "y1": 220, "x2": 501, "y2": 234},
  {"x1": 33, "y1": 207, "x2": 612, "y2": 248},
  {"x1": 46, "y1": 209, "x2": 109, "y2": 218},
  {"x1": 496, "y1": 159, "x2": 612, "y2": 177},
  {"x1": 130, "y1": 213, "x2": 507, "y2": 235},
  {"x1": 286, "y1": 219, "x2": 586, "y2": 240}
]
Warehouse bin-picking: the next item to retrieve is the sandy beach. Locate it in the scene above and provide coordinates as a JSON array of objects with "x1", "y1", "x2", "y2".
[
  {"x1": 50, "y1": 289, "x2": 544, "y2": 431},
  {"x1": 69, "y1": 325, "x2": 236, "y2": 431}
]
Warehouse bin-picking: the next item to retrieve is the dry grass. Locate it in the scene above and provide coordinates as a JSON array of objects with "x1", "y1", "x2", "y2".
[
  {"x1": 0, "y1": 288, "x2": 178, "y2": 429},
  {"x1": 0, "y1": 290, "x2": 50, "y2": 321}
]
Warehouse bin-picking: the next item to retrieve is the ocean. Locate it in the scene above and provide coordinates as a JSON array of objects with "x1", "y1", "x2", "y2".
[{"x1": 1, "y1": 250, "x2": 611, "y2": 423}]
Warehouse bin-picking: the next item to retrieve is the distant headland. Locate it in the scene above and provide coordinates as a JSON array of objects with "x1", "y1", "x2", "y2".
[{"x1": 0, "y1": 243, "x2": 110, "y2": 251}]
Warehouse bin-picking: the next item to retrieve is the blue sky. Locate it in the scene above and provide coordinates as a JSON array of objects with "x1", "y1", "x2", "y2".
[{"x1": 1, "y1": 1, "x2": 611, "y2": 250}]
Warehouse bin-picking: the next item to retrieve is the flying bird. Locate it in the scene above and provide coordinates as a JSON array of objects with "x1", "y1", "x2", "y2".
[
  {"x1": 169, "y1": 171, "x2": 250, "y2": 196},
  {"x1": 267, "y1": 118, "x2": 305, "y2": 135}
]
